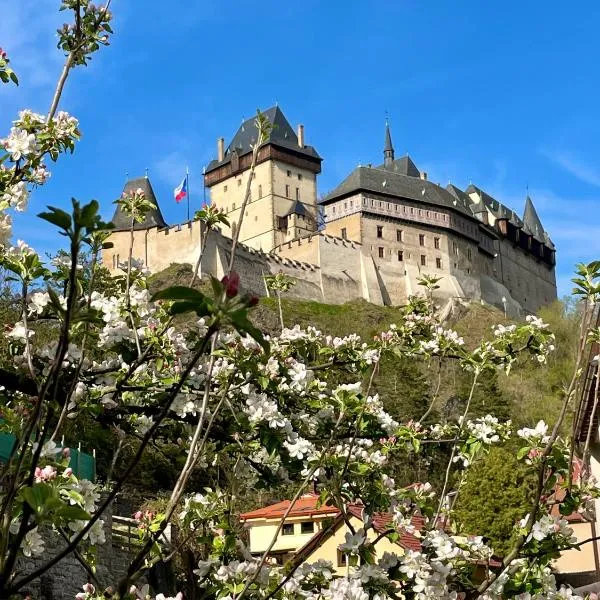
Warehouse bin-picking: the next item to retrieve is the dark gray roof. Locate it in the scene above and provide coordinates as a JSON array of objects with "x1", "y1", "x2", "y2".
[
  {"x1": 284, "y1": 200, "x2": 309, "y2": 217},
  {"x1": 110, "y1": 176, "x2": 168, "y2": 231},
  {"x1": 446, "y1": 184, "x2": 478, "y2": 213},
  {"x1": 522, "y1": 196, "x2": 544, "y2": 238},
  {"x1": 206, "y1": 106, "x2": 321, "y2": 172},
  {"x1": 523, "y1": 195, "x2": 554, "y2": 249},
  {"x1": 381, "y1": 155, "x2": 420, "y2": 177},
  {"x1": 384, "y1": 124, "x2": 393, "y2": 153},
  {"x1": 465, "y1": 184, "x2": 523, "y2": 228},
  {"x1": 320, "y1": 165, "x2": 475, "y2": 218}
]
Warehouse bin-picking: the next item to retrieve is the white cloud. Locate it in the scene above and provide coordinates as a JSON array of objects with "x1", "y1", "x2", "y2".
[{"x1": 540, "y1": 148, "x2": 600, "y2": 188}]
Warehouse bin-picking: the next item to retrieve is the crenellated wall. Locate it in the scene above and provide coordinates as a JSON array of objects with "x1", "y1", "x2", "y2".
[{"x1": 102, "y1": 209, "x2": 555, "y2": 317}]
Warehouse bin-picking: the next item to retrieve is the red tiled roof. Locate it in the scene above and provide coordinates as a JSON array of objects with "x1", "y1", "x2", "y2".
[
  {"x1": 347, "y1": 504, "x2": 424, "y2": 552},
  {"x1": 240, "y1": 494, "x2": 338, "y2": 521}
]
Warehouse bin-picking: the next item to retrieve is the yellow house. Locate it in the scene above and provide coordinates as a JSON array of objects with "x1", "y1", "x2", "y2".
[{"x1": 240, "y1": 494, "x2": 424, "y2": 575}]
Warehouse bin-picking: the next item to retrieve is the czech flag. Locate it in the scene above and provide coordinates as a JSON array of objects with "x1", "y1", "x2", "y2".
[{"x1": 174, "y1": 176, "x2": 188, "y2": 203}]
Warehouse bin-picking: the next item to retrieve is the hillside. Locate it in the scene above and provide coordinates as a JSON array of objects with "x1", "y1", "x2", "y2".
[{"x1": 149, "y1": 264, "x2": 578, "y2": 431}]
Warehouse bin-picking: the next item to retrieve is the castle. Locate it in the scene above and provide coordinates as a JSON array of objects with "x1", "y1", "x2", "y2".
[{"x1": 104, "y1": 106, "x2": 557, "y2": 316}]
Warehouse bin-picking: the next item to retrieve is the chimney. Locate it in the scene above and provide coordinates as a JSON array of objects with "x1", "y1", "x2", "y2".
[
  {"x1": 297, "y1": 124, "x2": 305, "y2": 148},
  {"x1": 420, "y1": 171, "x2": 428, "y2": 180},
  {"x1": 217, "y1": 137, "x2": 225, "y2": 162}
]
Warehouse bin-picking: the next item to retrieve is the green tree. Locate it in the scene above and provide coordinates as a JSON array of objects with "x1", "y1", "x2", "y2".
[{"x1": 453, "y1": 444, "x2": 535, "y2": 557}]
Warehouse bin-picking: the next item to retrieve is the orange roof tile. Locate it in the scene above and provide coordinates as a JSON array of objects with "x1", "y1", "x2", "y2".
[{"x1": 240, "y1": 494, "x2": 338, "y2": 521}]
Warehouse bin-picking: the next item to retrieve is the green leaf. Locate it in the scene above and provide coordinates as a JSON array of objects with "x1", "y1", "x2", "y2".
[
  {"x1": 79, "y1": 200, "x2": 100, "y2": 228},
  {"x1": 168, "y1": 300, "x2": 211, "y2": 317},
  {"x1": 56, "y1": 504, "x2": 92, "y2": 521},
  {"x1": 22, "y1": 484, "x2": 54, "y2": 515},
  {"x1": 228, "y1": 309, "x2": 269, "y2": 352},
  {"x1": 152, "y1": 286, "x2": 206, "y2": 303},
  {"x1": 38, "y1": 206, "x2": 72, "y2": 232}
]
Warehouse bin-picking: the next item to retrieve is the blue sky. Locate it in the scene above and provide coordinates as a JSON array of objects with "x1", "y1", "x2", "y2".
[{"x1": 2, "y1": 0, "x2": 600, "y2": 297}]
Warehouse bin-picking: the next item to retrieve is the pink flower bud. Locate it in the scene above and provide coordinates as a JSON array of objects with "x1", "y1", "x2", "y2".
[
  {"x1": 83, "y1": 583, "x2": 95, "y2": 594},
  {"x1": 133, "y1": 511, "x2": 143, "y2": 521},
  {"x1": 62, "y1": 447, "x2": 71, "y2": 458},
  {"x1": 221, "y1": 272, "x2": 240, "y2": 298},
  {"x1": 63, "y1": 467, "x2": 73, "y2": 478}
]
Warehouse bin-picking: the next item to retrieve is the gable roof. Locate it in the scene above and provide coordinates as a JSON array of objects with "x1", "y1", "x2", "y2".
[
  {"x1": 284, "y1": 200, "x2": 309, "y2": 217},
  {"x1": 320, "y1": 165, "x2": 475, "y2": 219},
  {"x1": 465, "y1": 184, "x2": 524, "y2": 228},
  {"x1": 291, "y1": 502, "x2": 424, "y2": 563},
  {"x1": 206, "y1": 106, "x2": 321, "y2": 173},
  {"x1": 381, "y1": 155, "x2": 420, "y2": 177},
  {"x1": 110, "y1": 176, "x2": 168, "y2": 232},
  {"x1": 240, "y1": 494, "x2": 338, "y2": 521}
]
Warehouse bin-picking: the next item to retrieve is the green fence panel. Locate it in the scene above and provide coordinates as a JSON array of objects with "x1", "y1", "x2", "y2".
[
  {"x1": 0, "y1": 433, "x2": 16, "y2": 463},
  {"x1": 0, "y1": 433, "x2": 96, "y2": 481}
]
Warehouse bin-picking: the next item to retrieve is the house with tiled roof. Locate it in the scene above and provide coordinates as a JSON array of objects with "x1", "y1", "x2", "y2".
[{"x1": 240, "y1": 493, "x2": 427, "y2": 575}]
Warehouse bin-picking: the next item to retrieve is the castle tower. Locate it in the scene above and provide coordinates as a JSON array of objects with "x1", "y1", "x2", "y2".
[
  {"x1": 203, "y1": 106, "x2": 322, "y2": 252},
  {"x1": 110, "y1": 175, "x2": 167, "y2": 231},
  {"x1": 383, "y1": 119, "x2": 395, "y2": 167}
]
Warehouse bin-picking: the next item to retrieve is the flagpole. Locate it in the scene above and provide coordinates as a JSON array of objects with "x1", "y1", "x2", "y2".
[
  {"x1": 186, "y1": 165, "x2": 190, "y2": 222},
  {"x1": 203, "y1": 166, "x2": 206, "y2": 208}
]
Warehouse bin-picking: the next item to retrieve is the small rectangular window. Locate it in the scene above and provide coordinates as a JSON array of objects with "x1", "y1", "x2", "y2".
[
  {"x1": 377, "y1": 225, "x2": 383, "y2": 238},
  {"x1": 301, "y1": 522, "x2": 315, "y2": 534},
  {"x1": 232, "y1": 203, "x2": 236, "y2": 210},
  {"x1": 224, "y1": 185, "x2": 228, "y2": 192},
  {"x1": 419, "y1": 234, "x2": 425, "y2": 246},
  {"x1": 436, "y1": 257, "x2": 442, "y2": 269},
  {"x1": 287, "y1": 170, "x2": 292, "y2": 177},
  {"x1": 298, "y1": 173, "x2": 303, "y2": 180},
  {"x1": 282, "y1": 524, "x2": 294, "y2": 536},
  {"x1": 258, "y1": 184, "x2": 262, "y2": 197},
  {"x1": 238, "y1": 179, "x2": 242, "y2": 187},
  {"x1": 397, "y1": 229, "x2": 403, "y2": 242},
  {"x1": 434, "y1": 237, "x2": 440, "y2": 249},
  {"x1": 398, "y1": 250, "x2": 403, "y2": 262},
  {"x1": 285, "y1": 185, "x2": 290, "y2": 198},
  {"x1": 296, "y1": 188, "x2": 300, "y2": 201},
  {"x1": 341, "y1": 228, "x2": 347, "y2": 240},
  {"x1": 467, "y1": 248, "x2": 472, "y2": 260},
  {"x1": 112, "y1": 254, "x2": 116, "y2": 269},
  {"x1": 337, "y1": 550, "x2": 359, "y2": 567},
  {"x1": 421, "y1": 254, "x2": 426, "y2": 266},
  {"x1": 350, "y1": 200, "x2": 353, "y2": 208},
  {"x1": 344, "y1": 202, "x2": 347, "y2": 210},
  {"x1": 378, "y1": 247, "x2": 384, "y2": 258}
]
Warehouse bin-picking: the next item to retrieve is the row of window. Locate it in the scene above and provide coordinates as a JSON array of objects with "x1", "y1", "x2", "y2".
[
  {"x1": 375, "y1": 246, "x2": 443, "y2": 269},
  {"x1": 286, "y1": 169, "x2": 303, "y2": 181},
  {"x1": 281, "y1": 521, "x2": 315, "y2": 536},
  {"x1": 376, "y1": 226, "x2": 441, "y2": 249}
]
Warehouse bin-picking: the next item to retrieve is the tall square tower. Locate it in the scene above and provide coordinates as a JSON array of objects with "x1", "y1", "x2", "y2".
[{"x1": 204, "y1": 106, "x2": 322, "y2": 252}]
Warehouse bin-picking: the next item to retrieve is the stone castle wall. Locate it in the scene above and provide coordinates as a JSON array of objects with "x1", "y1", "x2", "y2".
[{"x1": 103, "y1": 213, "x2": 556, "y2": 316}]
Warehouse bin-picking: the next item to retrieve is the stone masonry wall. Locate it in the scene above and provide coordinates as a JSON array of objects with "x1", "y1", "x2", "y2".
[{"x1": 15, "y1": 504, "x2": 144, "y2": 600}]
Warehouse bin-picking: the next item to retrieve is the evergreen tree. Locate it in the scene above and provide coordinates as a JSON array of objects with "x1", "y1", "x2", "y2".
[{"x1": 453, "y1": 444, "x2": 535, "y2": 557}]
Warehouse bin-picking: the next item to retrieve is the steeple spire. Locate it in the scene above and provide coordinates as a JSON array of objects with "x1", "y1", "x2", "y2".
[{"x1": 383, "y1": 116, "x2": 395, "y2": 167}]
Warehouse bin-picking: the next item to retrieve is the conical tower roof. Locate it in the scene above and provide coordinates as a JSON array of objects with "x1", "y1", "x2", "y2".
[
  {"x1": 522, "y1": 195, "x2": 545, "y2": 240},
  {"x1": 383, "y1": 120, "x2": 395, "y2": 166},
  {"x1": 110, "y1": 176, "x2": 168, "y2": 231}
]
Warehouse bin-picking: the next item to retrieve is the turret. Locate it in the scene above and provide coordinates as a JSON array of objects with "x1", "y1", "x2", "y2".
[
  {"x1": 110, "y1": 175, "x2": 167, "y2": 231},
  {"x1": 383, "y1": 119, "x2": 395, "y2": 167}
]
